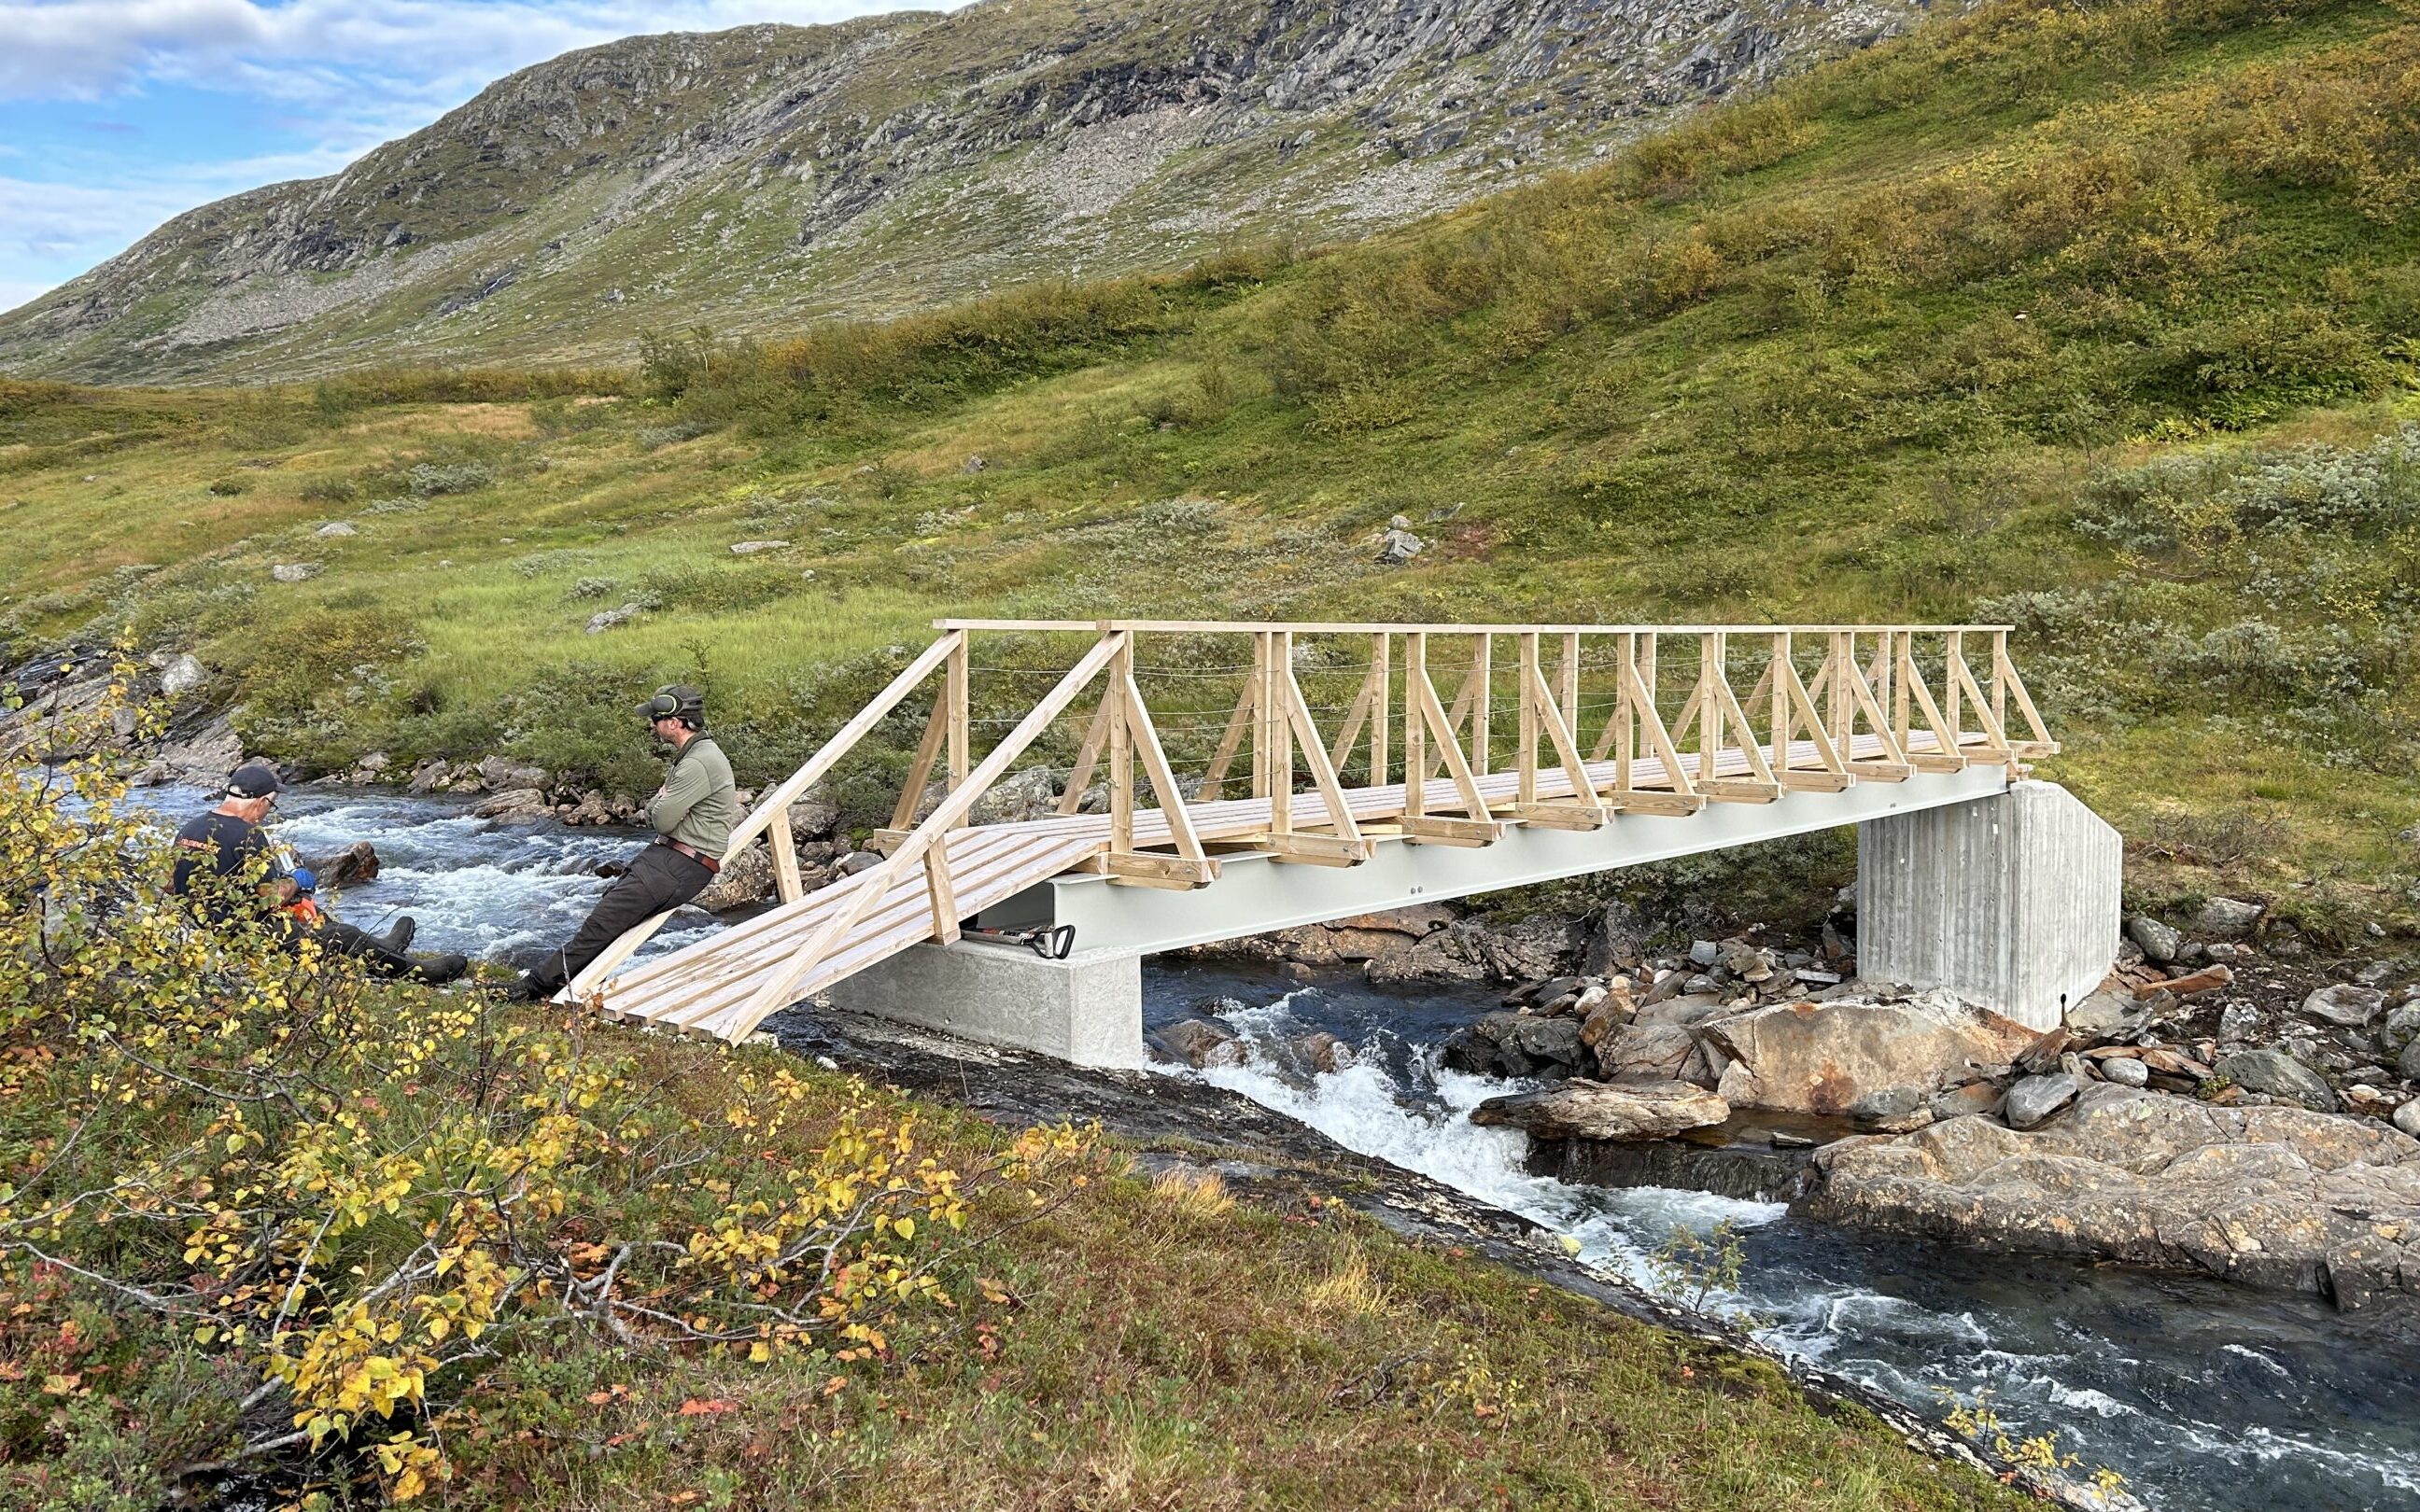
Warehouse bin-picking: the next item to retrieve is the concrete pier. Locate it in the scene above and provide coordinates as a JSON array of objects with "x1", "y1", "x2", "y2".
[
  {"x1": 1856, "y1": 780, "x2": 2120, "y2": 1031},
  {"x1": 821, "y1": 940, "x2": 1145, "y2": 1067}
]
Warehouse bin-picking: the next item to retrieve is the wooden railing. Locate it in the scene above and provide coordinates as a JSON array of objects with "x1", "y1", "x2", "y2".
[{"x1": 563, "y1": 620, "x2": 2054, "y2": 1017}]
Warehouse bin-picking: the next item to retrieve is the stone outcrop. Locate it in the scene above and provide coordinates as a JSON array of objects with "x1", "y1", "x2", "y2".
[
  {"x1": 1701, "y1": 995, "x2": 2036, "y2": 1118},
  {"x1": 1806, "y1": 1084, "x2": 2420, "y2": 1305},
  {"x1": 1470, "y1": 1080, "x2": 1729, "y2": 1141}
]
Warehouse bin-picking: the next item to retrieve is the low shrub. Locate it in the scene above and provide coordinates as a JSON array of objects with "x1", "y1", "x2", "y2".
[{"x1": 0, "y1": 682, "x2": 1090, "y2": 1507}]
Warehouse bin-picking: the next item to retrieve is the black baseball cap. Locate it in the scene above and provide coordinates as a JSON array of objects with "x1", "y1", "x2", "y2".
[{"x1": 226, "y1": 764, "x2": 282, "y2": 799}]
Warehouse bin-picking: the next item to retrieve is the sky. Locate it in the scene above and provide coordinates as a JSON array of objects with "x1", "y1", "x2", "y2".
[{"x1": 0, "y1": 0, "x2": 925, "y2": 314}]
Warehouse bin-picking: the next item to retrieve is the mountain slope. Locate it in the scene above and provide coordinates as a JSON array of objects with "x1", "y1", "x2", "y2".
[{"x1": 0, "y1": 0, "x2": 1959, "y2": 384}]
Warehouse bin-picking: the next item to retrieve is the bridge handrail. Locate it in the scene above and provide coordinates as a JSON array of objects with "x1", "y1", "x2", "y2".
[{"x1": 562, "y1": 619, "x2": 2058, "y2": 1032}]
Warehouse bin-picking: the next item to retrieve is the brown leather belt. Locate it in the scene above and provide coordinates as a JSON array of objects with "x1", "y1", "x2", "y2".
[{"x1": 655, "y1": 836, "x2": 721, "y2": 874}]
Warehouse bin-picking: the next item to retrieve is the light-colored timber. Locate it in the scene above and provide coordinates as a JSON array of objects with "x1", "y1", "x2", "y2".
[{"x1": 566, "y1": 622, "x2": 2058, "y2": 1043}]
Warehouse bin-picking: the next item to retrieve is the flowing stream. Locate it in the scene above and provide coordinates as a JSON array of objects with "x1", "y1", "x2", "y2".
[{"x1": 124, "y1": 783, "x2": 2420, "y2": 1511}]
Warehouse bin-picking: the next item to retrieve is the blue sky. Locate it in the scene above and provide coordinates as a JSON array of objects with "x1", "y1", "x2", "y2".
[{"x1": 0, "y1": 1, "x2": 922, "y2": 314}]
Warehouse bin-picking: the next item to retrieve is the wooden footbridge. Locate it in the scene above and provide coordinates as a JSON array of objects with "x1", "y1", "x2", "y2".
[{"x1": 565, "y1": 621, "x2": 2056, "y2": 1045}]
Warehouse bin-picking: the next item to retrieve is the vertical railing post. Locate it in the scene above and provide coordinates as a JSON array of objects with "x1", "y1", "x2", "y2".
[
  {"x1": 1828, "y1": 631, "x2": 1852, "y2": 744},
  {"x1": 1700, "y1": 631, "x2": 1724, "y2": 786},
  {"x1": 1109, "y1": 632, "x2": 1134, "y2": 853},
  {"x1": 1405, "y1": 632, "x2": 1428, "y2": 819},
  {"x1": 1771, "y1": 630, "x2": 1793, "y2": 774},
  {"x1": 1559, "y1": 632, "x2": 1581, "y2": 731},
  {"x1": 946, "y1": 630, "x2": 969, "y2": 827},
  {"x1": 1469, "y1": 632, "x2": 1492, "y2": 777},
  {"x1": 1249, "y1": 632, "x2": 1271, "y2": 802},
  {"x1": 1944, "y1": 629, "x2": 1963, "y2": 747},
  {"x1": 768, "y1": 805, "x2": 803, "y2": 903},
  {"x1": 1268, "y1": 629, "x2": 1293, "y2": 836},
  {"x1": 1516, "y1": 632, "x2": 1541, "y2": 806},
  {"x1": 1369, "y1": 632, "x2": 1390, "y2": 789},
  {"x1": 1991, "y1": 627, "x2": 2010, "y2": 736},
  {"x1": 1613, "y1": 631, "x2": 1636, "y2": 792}
]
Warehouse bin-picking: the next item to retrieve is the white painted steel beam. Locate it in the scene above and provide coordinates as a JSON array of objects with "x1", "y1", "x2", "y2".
[{"x1": 1007, "y1": 765, "x2": 2010, "y2": 958}]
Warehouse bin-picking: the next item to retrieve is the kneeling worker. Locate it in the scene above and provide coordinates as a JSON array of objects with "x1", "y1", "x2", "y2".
[
  {"x1": 171, "y1": 764, "x2": 467, "y2": 982},
  {"x1": 509, "y1": 684, "x2": 736, "y2": 1001}
]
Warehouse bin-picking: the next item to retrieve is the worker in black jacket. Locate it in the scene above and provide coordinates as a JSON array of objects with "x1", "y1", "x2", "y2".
[{"x1": 170, "y1": 763, "x2": 466, "y2": 982}]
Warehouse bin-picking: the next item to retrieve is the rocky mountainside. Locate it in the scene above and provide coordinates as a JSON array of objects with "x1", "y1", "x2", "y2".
[{"x1": 0, "y1": 0, "x2": 1960, "y2": 384}]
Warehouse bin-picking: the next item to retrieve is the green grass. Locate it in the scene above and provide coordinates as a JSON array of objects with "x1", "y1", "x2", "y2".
[{"x1": 5, "y1": 0, "x2": 2417, "y2": 928}]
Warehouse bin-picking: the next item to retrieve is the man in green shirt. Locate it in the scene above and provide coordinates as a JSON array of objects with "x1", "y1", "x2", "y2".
[{"x1": 509, "y1": 683, "x2": 738, "y2": 1001}]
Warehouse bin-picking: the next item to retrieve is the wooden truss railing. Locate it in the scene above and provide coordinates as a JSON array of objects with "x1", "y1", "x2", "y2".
[{"x1": 562, "y1": 620, "x2": 2055, "y2": 1031}]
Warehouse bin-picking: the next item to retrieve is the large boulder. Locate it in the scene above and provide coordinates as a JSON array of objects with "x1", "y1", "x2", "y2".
[
  {"x1": 1366, "y1": 915, "x2": 1582, "y2": 987},
  {"x1": 970, "y1": 766, "x2": 1062, "y2": 825},
  {"x1": 2216, "y1": 1048, "x2": 2338, "y2": 1113},
  {"x1": 1470, "y1": 1080, "x2": 1729, "y2": 1141},
  {"x1": 1699, "y1": 995, "x2": 2035, "y2": 1117},
  {"x1": 472, "y1": 787, "x2": 551, "y2": 823},
  {"x1": 2195, "y1": 896, "x2": 2265, "y2": 939},
  {"x1": 2300, "y1": 985, "x2": 2385, "y2": 1029},
  {"x1": 694, "y1": 843, "x2": 777, "y2": 911},
  {"x1": 302, "y1": 840, "x2": 381, "y2": 889},
  {"x1": 1442, "y1": 1012, "x2": 1590, "y2": 1079},
  {"x1": 2004, "y1": 1073, "x2": 2081, "y2": 1130},
  {"x1": 1593, "y1": 1022, "x2": 1696, "y2": 1081},
  {"x1": 1807, "y1": 1084, "x2": 2420, "y2": 1304}
]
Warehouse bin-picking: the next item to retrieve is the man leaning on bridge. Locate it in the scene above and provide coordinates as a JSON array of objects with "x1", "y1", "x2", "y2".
[{"x1": 507, "y1": 683, "x2": 738, "y2": 1002}]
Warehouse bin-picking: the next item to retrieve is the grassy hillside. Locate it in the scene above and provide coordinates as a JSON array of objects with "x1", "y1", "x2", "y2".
[{"x1": 5, "y1": 0, "x2": 2417, "y2": 930}]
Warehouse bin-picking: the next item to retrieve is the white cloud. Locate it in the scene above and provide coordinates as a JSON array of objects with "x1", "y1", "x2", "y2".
[{"x1": 0, "y1": 1, "x2": 906, "y2": 104}]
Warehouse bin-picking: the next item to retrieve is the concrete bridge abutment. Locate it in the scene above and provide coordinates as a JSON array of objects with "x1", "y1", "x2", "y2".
[
  {"x1": 1855, "y1": 780, "x2": 2121, "y2": 1032},
  {"x1": 821, "y1": 941, "x2": 1146, "y2": 1067}
]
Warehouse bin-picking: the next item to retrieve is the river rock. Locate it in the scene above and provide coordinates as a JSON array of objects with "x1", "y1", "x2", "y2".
[
  {"x1": 2005, "y1": 1073, "x2": 2081, "y2": 1130},
  {"x1": 1700, "y1": 996, "x2": 2036, "y2": 1117},
  {"x1": 1470, "y1": 1079, "x2": 1729, "y2": 1141},
  {"x1": 2195, "y1": 896, "x2": 2265, "y2": 939},
  {"x1": 694, "y1": 843, "x2": 776, "y2": 911},
  {"x1": 2383, "y1": 1006, "x2": 2420, "y2": 1057},
  {"x1": 2127, "y1": 915, "x2": 2183, "y2": 963},
  {"x1": 302, "y1": 840, "x2": 381, "y2": 889},
  {"x1": 1806, "y1": 1083, "x2": 2420, "y2": 1303},
  {"x1": 586, "y1": 601, "x2": 648, "y2": 634},
  {"x1": 472, "y1": 787, "x2": 551, "y2": 823},
  {"x1": 1581, "y1": 899, "x2": 1653, "y2": 974},
  {"x1": 1593, "y1": 1021, "x2": 1696, "y2": 1081},
  {"x1": 1159, "y1": 1018, "x2": 1245, "y2": 1069},
  {"x1": 2216, "y1": 1048, "x2": 2337, "y2": 1113},
  {"x1": 477, "y1": 756, "x2": 550, "y2": 793},
  {"x1": 2300, "y1": 984, "x2": 2385, "y2": 1029},
  {"x1": 1296, "y1": 1031, "x2": 1356, "y2": 1075},
  {"x1": 2065, "y1": 988, "x2": 2142, "y2": 1038},
  {"x1": 970, "y1": 765, "x2": 1060, "y2": 824},
  {"x1": 2399, "y1": 1041, "x2": 2420, "y2": 1084},
  {"x1": 2101, "y1": 1056, "x2": 2151, "y2": 1088},
  {"x1": 157, "y1": 652, "x2": 207, "y2": 699},
  {"x1": 1365, "y1": 914, "x2": 1581, "y2": 987},
  {"x1": 132, "y1": 712, "x2": 244, "y2": 787},
  {"x1": 1846, "y1": 1084, "x2": 1933, "y2": 1134},
  {"x1": 2398, "y1": 1101, "x2": 2420, "y2": 1140}
]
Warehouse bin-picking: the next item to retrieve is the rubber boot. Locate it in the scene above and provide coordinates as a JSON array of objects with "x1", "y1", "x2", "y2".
[{"x1": 378, "y1": 916, "x2": 416, "y2": 955}]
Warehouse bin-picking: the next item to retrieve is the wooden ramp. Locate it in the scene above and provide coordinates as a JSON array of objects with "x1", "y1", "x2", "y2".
[{"x1": 568, "y1": 621, "x2": 2056, "y2": 1043}]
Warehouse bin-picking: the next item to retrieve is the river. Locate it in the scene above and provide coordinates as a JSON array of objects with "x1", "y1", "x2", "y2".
[{"x1": 130, "y1": 781, "x2": 2420, "y2": 1511}]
